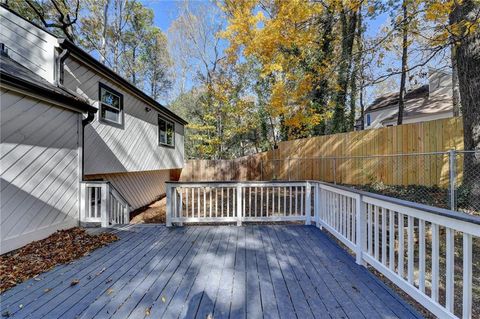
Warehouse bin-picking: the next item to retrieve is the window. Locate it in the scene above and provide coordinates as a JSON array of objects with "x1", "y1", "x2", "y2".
[
  {"x1": 99, "y1": 83, "x2": 123, "y2": 126},
  {"x1": 366, "y1": 114, "x2": 371, "y2": 126},
  {"x1": 158, "y1": 116, "x2": 175, "y2": 147}
]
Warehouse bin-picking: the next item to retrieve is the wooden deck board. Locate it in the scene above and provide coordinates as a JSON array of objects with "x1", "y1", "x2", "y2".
[{"x1": 0, "y1": 225, "x2": 424, "y2": 319}]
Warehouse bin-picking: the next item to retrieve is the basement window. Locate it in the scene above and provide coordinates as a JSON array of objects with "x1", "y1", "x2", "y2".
[
  {"x1": 99, "y1": 83, "x2": 124, "y2": 127},
  {"x1": 158, "y1": 116, "x2": 175, "y2": 147}
]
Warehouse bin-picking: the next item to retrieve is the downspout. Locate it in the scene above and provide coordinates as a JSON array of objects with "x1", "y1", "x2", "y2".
[{"x1": 56, "y1": 47, "x2": 96, "y2": 180}]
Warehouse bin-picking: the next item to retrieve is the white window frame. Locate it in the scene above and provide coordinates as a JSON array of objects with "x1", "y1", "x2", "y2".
[
  {"x1": 99, "y1": 83, "x2": 124, "y2": 127},
  {"x1": 158, "y1": 116, "x2": 175, "y2": 147}
]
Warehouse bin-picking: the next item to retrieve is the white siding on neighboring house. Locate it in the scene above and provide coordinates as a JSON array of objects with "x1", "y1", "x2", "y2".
[
  {"x1": 85, "y1": 170, "x2": 170, "y2": 210},
  {"x1": 63, "y1": 57, "x2": 185, "y2": 176},
  {"x1": 0, "y1": 6, "x2": 58, "y2": 83},
  {"x1": 0, "y1": 89, "x2": 80, "y2": 253}
]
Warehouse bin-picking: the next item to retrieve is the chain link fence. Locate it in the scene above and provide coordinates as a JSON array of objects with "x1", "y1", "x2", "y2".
[{"x1": 260, "y1": 150, "x2": 480, "y2": 215}]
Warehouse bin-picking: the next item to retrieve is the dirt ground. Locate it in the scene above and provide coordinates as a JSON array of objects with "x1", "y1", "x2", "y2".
[{"x1": 130, "y1": 197, "x2": 167, "y2": 224}]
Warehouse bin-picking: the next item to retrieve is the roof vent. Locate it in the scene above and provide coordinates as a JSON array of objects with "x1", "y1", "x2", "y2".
[{"x1": 0, "y1": 43, "x2": 8, "y2": 57}]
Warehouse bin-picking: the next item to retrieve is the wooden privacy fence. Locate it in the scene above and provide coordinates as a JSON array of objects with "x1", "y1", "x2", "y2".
[{"x1": 180, "y1": 117, "x2": 465, "y2": 188}]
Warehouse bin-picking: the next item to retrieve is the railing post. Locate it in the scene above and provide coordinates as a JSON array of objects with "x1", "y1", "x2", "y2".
[
  {"x1": 100, "y1": 183, "x2": 109, "y2": 228},
  {"x1": 166, "y1": 184, "x2": 173, "y2": 227},
  {"x1": 79, "y1": 182, "x2": 86, "y2": 223},
  {"x1": 355, "y1": 194, "x2": 366, "y2": 266},
  {"x1": 318, "y1": 186, "x2": 324, "y2": 230},
  {"x1": 305, "y1": 182, "x2": 311, "y2": 225},
  {"x1": 236, "y1": 184, "x2": 242, "y2": 226},
  {"x1": 448, "y1": 149, "x2": 456, "y2": 210}
]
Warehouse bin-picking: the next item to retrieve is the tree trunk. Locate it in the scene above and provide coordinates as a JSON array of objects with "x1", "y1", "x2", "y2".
[
  {"x1": 332, "y1": 8, "x2": 357, "y2": 133},
  {"x1": 450, "y1": 38, "x2": 461, "y2": 116},
  {"x1": 450, "y1": 0, "x2": 480, "y2": 211},
  {"x1": 348, "y1": 9, "x2": 362, "y2": 131},
  {"x1": 311, "y1": 9, "x2": 334, "y2": 136},
  {"x1": 397, "y1": 0, "x2": 408, "y2": 125},
  {"x1": 99, "y1": 0, "x2": 109, "y2": 64}
]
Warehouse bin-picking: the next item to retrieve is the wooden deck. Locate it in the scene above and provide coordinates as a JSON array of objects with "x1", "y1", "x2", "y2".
[{"x1": 0, "y1": 225, "x2": 423, "y2": 319}]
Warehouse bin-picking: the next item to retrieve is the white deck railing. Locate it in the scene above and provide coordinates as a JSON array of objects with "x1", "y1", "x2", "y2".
[
  {"x1": 166, "y1": 180, "x2": 480, "y2": 319},
  {"x1": 80, "y1": 181, "x2": 130, "y2": 226}
]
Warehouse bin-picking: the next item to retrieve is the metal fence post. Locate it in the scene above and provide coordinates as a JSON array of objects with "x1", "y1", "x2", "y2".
[
  {"x1": 355, "y1": 194, "x2": 366, "y2": 266},
  {"x1": 236, "y1": 184, "x2": 242, "y2": 226},
  {"x1": 448, "y1": 149, "x2": 456, "y2": 211}
]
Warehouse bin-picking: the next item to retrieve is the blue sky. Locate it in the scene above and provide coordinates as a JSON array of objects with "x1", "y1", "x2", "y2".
[{"x1": 139, "y1": 1, "x2": 445, "y2": 106}]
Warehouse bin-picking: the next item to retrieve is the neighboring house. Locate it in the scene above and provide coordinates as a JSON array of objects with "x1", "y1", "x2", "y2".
[
  {"x1": 358, "y1": 69, "x2": 455, "y2": 130},
  {"x1": 0, "y1": 5, "x2": 186, "y2": 253}
]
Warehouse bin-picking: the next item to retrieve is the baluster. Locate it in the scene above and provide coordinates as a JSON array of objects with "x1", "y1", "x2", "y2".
[
  {"x1": 398, "y1": 213, "x2": 405, "y2": 278},
  {"x1": 431, "y1": 223, "x2": 439, "y2": 302},
  {"x1": 209, "y1": 188, "x2": 212, "y2": 218},
  {"x1": 374, "y1": 206, "x2": 379, "y2": 260},
  {"x1": 445, "y1": 228, "x2": 454, "y2": 312},
  {"x1": 351, "y1": 197, "x2": 356, "y2": 242},
  {"x1": 407, "y1": 215, "x2": 414, "y2": 284},
  {"x1": 260, "y1": 187, "x2": 264, "y2": 217},
  {"x1": 381, "y1": 208, "x2": 387, "y2": 265},
  {"x1": 463, "y1": 233, "x2": 472, "y2": 318},
  {"x1": 389, "y1": 210, "x2": 395, "y2": 271},
  {"x1": 203, "y1": 187, "x2": 206, "y2": 218},
  {"x1": 367, "y1": 204, "x2": 372, "y2": 255},
  {"x1": 267, "y1": 187, "x2": 270, "y2": 217},
  {"x1": 278, "y1": 186, "x2": 281, "y2": 215},
  {"x1": 418, "y1": 220, "x2": 425, "y2": 292},
  {"x1": 283, "y1": 186, "x2": 287, "y2": 217},
  {"x1": 249, "y1": 187, "x2": 252, "y2": 218},
  {"x1": 198, "y1": 188, "x2": 201, "y2": 218},
  {"x1": 289, "y1": 186, "x2": 292, "y2": 215},
  {"x1": 186, "y1": 188, "x2": 189, "y2": 218},
  {"x1": 192, "y1": 187, "x2": 195, "y2": 217}
]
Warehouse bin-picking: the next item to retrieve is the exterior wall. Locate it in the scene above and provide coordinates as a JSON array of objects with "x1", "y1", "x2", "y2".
[
  {"x1": 63, "y1": 56, "x2": 185, "y2": 175},
  {"x1": 364, "y1": 106, "x2": 398, "y2": 129},
  {"x1": 0, "y1": 89, "x2": 80, "y2": 253},
  {"x1": 382, "y1": 111, "x2": 454, "y2": 126},
  {"x1": 85, "y1": 170, "x2": 170, "y2": 210},
  {"x1": 0, "y1": 6, "x2": 58, "y2": 83}
]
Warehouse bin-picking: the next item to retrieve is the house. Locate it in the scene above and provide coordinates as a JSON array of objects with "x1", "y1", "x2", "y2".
[
  {"x1": 358, "y1": 69, "x2": 455, "y2": 130},
  {"x1": 0, "y1": 5, "x2": 186, "y2": 253}
]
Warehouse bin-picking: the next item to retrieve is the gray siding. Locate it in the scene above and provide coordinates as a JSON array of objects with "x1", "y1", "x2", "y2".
[
  {"x1": 0, "y1": 89, "x2": 80, "y2": 253},
  {"x1": 0, "y1": 6, "x2": 58, "y2": 83},
  {"x1": 85, "y1": 170, "x2": 170, "y2": 210},
  {"x1": 63, "y1": 57, "x2": 185, "y2": 176}
]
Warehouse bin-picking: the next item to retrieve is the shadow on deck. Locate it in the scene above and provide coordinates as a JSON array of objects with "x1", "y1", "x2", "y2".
[{"x1": 0, "y1": 225, "x2": 423, "y2": 319}]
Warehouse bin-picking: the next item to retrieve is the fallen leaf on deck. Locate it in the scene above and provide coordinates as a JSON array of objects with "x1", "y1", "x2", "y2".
[
  {"x1": 106, "y1": 288, "x2": 114, "y2": 295},
  {"x1": 1, "y1": 311, "x2": 10, "y2": 317},
  {"x1": 161, "y1": 296, "x2": 166, "y2": 303},
  {"x1": 96, "y1": 267, "x2": 106, "y2": 276},
  {"x1": 0, "y1": 228, "x2": 118, "y2": 293},
  {"x1": 70, "y1": 279, "x2": 80, "y2": 286},
  {"x1": 44, "y1": 288, "x2": 52, "y2": 293},
  {"x1": 145, "y1": 306, "x2": 152, "y2": 316}
]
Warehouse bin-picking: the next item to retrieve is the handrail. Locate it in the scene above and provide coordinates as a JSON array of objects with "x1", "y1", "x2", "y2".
[
  {"x1": 80, "y1": 181, "x2": 130, "y2": 227},
  {"x1": 165, "y1": 180, "x2": 479, "y2": 319}
]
